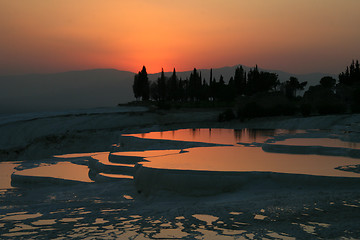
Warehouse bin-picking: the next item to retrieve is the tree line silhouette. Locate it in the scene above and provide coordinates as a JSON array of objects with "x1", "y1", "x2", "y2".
[
  {"x1": 133, "y1": 60, "x2": 360, "y2": 119},
  {"x1": 133, "y1": 65, "x2": 298, "y2": 101}
]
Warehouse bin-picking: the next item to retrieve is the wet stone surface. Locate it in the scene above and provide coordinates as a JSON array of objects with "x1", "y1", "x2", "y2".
[
  {"x1": 1, "y1": 182, "x2": 360, "y2": 239},
  {"x1": 1, "y1": 127, "x2": 360, "y2": 239}
]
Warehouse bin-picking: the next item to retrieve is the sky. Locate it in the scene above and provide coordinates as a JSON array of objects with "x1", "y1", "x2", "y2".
[{"x1": 1, "y1": 0, "x2": 360, "y2": 75}]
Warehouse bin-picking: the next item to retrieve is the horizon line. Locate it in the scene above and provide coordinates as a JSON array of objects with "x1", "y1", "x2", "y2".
[{"x1": 0, "y1": 64, "x2": 339, "y2": 78}]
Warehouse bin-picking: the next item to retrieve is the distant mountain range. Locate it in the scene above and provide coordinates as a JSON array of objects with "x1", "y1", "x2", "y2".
[{"x1": 0, "y1": 66, "x2": 336, "y2": 114}]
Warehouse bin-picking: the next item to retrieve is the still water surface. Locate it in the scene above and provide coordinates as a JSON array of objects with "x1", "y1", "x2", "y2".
[
  {"x1": 132, "y1": 146, "x2": 360, "y2": 177},
  {"x1": 15, "y1": 162, "x2": 92, "y2": 183},
  {"x1": 123, "y1": 128, "x2": 303, "y2": 145},
  {"x1": 3, "y1": 128, "x2": 360, "y2": 190},
  {"x1": 120, "y1": 128, "x2": 360, "y2": 178}
]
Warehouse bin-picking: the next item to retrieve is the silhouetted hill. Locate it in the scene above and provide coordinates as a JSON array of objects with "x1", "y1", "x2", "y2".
[
  {"x1": 0, "y1": 69, "x2": 134, "y2": 113},
  {"x1": 0, "y1": 66, "x2": 336, "y2": 113}
]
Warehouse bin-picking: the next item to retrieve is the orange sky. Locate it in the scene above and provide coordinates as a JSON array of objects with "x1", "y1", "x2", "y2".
[{"x1": 1, "y1": 0, "x2": 359, "y2": 75}]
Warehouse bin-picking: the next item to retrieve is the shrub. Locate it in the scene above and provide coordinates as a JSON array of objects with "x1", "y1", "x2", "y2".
[
  {"x1": 300, "y1": 103, "x2": 312, "y2": 117},
  {"x1": 218, "y1": 109, "x2": 236, "y2": 122},
  {"x1": 351, "y1": 88, "x2": 360, "y2": 113},
  {"x1": 270, "y1": 104, "x2": 297, "y2": 116},
  {"x1": 156, "y1": 101, "x2": 172, "y2": 110},
  {"x1": 351, "y1": 103, "x2": 360, "y2": 113},
  {"x1": 238, "y1": 102, "x2": 265, "y2": 119},
  {"x1": 316, "y1": 102, "x2": 346, "y2": 115}
]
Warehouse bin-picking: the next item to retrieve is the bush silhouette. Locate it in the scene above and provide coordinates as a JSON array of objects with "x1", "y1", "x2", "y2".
[
  {"x1": 238, "y1": 102, "x2": 265, "y2": 119},
  {"x1": 351, "y1": 88, "x2": 360, "y2": 113},
  {"x1": 300, "y1": 103, "x2": 312, "y2": 117},
  {"x1": 218, "y1": 109, "x2": 236, "y2": 122},
  {"x1": 316, "y1": 102, "x2": 346, "y2": 115},
  {"x1": 270, "y1": 104, "x2": 297, "y2": 116}
]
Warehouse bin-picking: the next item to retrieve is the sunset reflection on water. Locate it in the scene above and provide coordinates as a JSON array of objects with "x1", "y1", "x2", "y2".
[
  {"x1": 124, "y1": 128, "x2": 303, "y2": 145},
  {"x1": 120, "y1": 128, "x2": 360, "y2": 178},
  {"x1": 139, "y1": 146, "x2": 360, "y2": 178}
]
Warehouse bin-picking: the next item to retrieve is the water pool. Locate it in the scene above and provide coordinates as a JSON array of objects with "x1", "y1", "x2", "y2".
[
  {"x1": 134, "y1": 146, "x2": 360, "y2": 178},
  {"x1": 4, "y1": 128, "x2": 360, "y2": 190},
  {"x1": 119, "y1": 128, "x2": 360, "y2": 178},
  {"x1": 123, "y1": 128, "x2": 305, "y2": 145}
]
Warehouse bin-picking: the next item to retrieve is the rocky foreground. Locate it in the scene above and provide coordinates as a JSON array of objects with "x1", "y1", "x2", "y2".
[{"x1": 1, "y1": 106, "x2": 360, "y2": 239}]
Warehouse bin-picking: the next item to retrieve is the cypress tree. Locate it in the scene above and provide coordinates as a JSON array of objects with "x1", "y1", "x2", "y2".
[
  {"x1": 189, "y1": 68, "x2": 202, "y2": 101},
  {"x1": 234, "y1": 66, "x2": 246, "y2": 95},
  {"x1": 157, "y1": 68, "x2": 167, "y2": 101},
  {"x1": 140, "y1": 66, "x2": 149, "y2": 101},
  {"x1": 133, "y1": 66, "x2": 149, "y2": 101},
  {"x1": 133, "y1": 73, "x2": 141, "y2": 101},
  {"x1": 169, "y1": 68, "x2": 178, "y2": 101}
]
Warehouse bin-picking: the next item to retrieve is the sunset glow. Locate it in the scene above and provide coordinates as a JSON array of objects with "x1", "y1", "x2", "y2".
[{"x1": 1, "y1": 0, "x2": 360, "y2": 75}]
